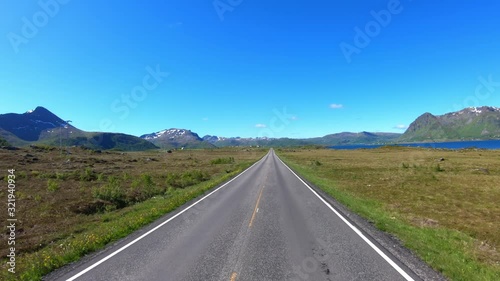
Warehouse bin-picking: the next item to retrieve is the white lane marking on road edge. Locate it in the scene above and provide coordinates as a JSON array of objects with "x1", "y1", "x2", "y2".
[
  {"x1": 275, "y1": 155, "x2": 415, "y2": 281},
  {"x1": 65, "y1": 153, "x2": 268, "y2": 281}
]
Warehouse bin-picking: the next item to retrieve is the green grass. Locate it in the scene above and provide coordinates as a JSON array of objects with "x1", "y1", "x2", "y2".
[
  {"x1": 46, "y1": 179, "x2": 60, "y2": 192},
  {"x1": 277, "y1": 148, "x2": 500, "y2": 281},
  {"x1": 210, "y1": 157, "x2": 235, "y2": 164}
]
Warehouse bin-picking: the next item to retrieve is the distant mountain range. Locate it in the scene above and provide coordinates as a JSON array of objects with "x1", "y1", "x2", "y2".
[
  {"x1": 1, "y1": 106, "x2": 499, "y2": 150},
  {"x1": 139, "y1": 129, "x2": 308, "y2": 149},
  {"x1": 0, "y1": 107, "x2": 158, "y2": 151},
  {"x1": 400, "y1": 106, "x2": 500, "y2": 142},
  {"x1": 139, "y1": 130, "x2": 400, "y2": 148},
  {"x1": 307, "y1": 132, "x2": 401, "y2": 146}
]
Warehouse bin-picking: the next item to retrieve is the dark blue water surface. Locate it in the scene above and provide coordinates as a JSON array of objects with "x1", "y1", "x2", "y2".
[{"x1": 330, "y1": 140, "x2": 500, "y2": 150}]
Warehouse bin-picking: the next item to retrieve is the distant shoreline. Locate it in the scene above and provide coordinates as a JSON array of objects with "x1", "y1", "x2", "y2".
[{"x1": 330, "y1": 139, "x2": 500, "y2": 150}]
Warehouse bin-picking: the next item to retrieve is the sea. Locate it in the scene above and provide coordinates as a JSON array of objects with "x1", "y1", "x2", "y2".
[{"x1": 330, "y1": 140, "x2": 500, "y2": 150}]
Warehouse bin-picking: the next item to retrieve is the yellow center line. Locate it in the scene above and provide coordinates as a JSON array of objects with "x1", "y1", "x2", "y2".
[
  {"x1": 248, "y1": 185, "x2": 265, "y2": 228},
  {"x1": 230, "y1": 272, "x2": 238, "y2": 281}
]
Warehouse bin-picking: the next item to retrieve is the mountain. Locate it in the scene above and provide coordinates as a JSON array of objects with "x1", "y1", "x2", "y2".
[
  {"x1": 201, "y1": 135, "x2": 308, "y2": 147},
  {"x1": 202, "y1": 135, "x2": 222, "y2": 144},
  {"x1": 0, "y1": 106, "x2": 76, "y2": 143},
  {"x1": 0, "y1": 136, "x2": 10, "y2": 147},
  {"x1": 12, "y1": 106, "x2": 499, "y2": 151},
  {"x1": 140, "y1": 129, "x2": 215, "y2": 149},
  {"x1": 198, "y1": 132, "x2": 400, "y2": 147},
  {"x1": 308, "y1": 132, "x2": 401, "y2": 146},
  {"x1": 0, "y1": 107, "x2": 158, "y2": 151},
  {"x1": 400, "y1": 106, "x2": 500, "y2": 142}
]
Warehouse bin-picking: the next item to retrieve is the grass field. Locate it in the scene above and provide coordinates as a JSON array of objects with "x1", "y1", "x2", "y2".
[
  {"x1": 277, "y1": 146, "x2": 500, "y2": 281},
  {"x1": 0, "y1": 145, "x2": 265, "y2": 280},
  {"x1": 2, "y1": 145, "x2": 499, "y2": 280}
]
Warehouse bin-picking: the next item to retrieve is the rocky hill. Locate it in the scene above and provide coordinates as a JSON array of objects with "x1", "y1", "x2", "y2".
[
  {"x1": 0, "y1": 107, "x2": 158, "y2": 151},
  {"x1": 400, "y1": 106, "x2": 500, "y2": 142}
]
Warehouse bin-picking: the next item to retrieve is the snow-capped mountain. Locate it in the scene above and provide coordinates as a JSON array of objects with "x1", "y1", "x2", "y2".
[
  {"x1": 140, "y1": 129, "x2": 215, "y2": 149},
  {"x1": 142, "y1": 129, "x2": 190, "y2": 140},
  {"x1": 449, "y1": 106, "x2": 500, "y2": 117},
  {"x1": 401, "y1": 106, "x2": 500, "y2": 141},
  {"x1": 202, "y1": 135, "x2": 228, "y2": 144}
]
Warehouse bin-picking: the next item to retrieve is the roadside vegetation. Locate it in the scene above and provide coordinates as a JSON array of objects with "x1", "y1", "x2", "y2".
[
  {"x1": 0, "y1": 146, "x2": 265, "y2": 280},
  {"x1": 277, "y1": 147, "x2": 500, "y2": 281}
]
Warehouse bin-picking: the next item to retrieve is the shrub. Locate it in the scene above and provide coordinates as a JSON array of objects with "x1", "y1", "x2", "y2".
[
  {"x1": 93, "y1": 176, "x2": 127, "y2": 208},
  {"x1": 97, "y1": 173, "x2": 106, "y2": 181},
  {"x1": 211, "y1": 157, "x2": 235, "y2": 164},
  {"x1": 434, "y1": 164, "x2": 445, "y2": 172},
  {"x1": 312, "y1": 160, "x2": 322, "y2": 166},
  {"x1": 17, "y1": 171, "x2": 28, "y2": 179},
  {"x1": 166, "y1": 173, "x2": 181, "y2": 188},
  {"x1": 127, "y1": 174, "x2": 160, "y2": 203},
  {"x1": 47, "y1": 179, "x2": 60, "y2": 192},
  {"x1": 80, "y1": 167, "x2": 98, "y2": 181},
  {"x1": 56, "y1": 172, "x2": 68, "y2": 180},
  {"x1": 165, "y1": 170, "x2": 211, "y2": 188},
  {"x1": 39, "y1": 172, "x2": 57, "y2": 179},
  {"x1": 165, "y1": 186, "x2": 179, "y2": 197}
]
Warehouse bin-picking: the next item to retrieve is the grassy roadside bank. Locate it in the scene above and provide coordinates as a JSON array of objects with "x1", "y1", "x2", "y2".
[
  {"x1": 277, "y1": 147, "x2": 500, "y2": 281},
  {"x1": 0, "y1": 147, "x2": 265, "y2": 280}
]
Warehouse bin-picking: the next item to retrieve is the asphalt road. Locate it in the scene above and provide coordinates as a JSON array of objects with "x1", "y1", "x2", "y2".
[{"x1": 48, "y1": 149, "x2": 441, "y2": 281}]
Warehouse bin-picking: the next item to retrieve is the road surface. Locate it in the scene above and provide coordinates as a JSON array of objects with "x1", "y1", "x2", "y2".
[{"x1": 48, "y1": 149, "x2": 440, "y2": 281}]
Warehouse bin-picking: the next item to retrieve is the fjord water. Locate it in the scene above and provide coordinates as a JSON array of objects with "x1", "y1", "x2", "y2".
[{"x1": 330, "y1": 140, "x2": 500, "y2": 150}]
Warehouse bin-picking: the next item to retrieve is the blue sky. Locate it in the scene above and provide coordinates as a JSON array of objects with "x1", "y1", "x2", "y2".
[{"x1": 1, "y1": 0, "x2": 500, "y2": 138}]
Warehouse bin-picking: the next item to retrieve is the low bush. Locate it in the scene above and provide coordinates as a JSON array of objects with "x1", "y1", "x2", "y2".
[
  {"x1": 128, "y1": 174, "x2": 163, "y2": 203},
  {"x1": 47, "y1": 179, "x2": 60, "y2": 192},
  {"x1": 166, "y1": 170, "x2": 211, "y2": 188},
  {"x1": 211, "y1": 157, "x2": 235, "y2": 164},
  {"x1": 92, "y1": 176, "x2": 127, "y2": 208},
  {"x1": 80, "y1": 168, "x2": 98, "y2": 181}
]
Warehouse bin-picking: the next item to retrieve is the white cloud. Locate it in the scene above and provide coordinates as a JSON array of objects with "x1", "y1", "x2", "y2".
[
  {"x1": 202, "y1": 117, "x2": 209, "y2": 121},
  {"x1": 290, "y1": 116, "x2": 299, "y2": 121},
  {"x1": 255, "y1": 124, "x2": 267, "y2": 128},
  {"x1": 329, "y1": 103, "x2": 343, "y2": 109},
  {"x1": 394, "y1": 124, "x2": 408, "y2": 130}
]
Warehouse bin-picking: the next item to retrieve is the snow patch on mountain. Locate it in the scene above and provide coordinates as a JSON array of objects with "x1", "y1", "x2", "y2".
[{"x1": 141, "y1": 129, "x2": 191, "y2": 140}]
